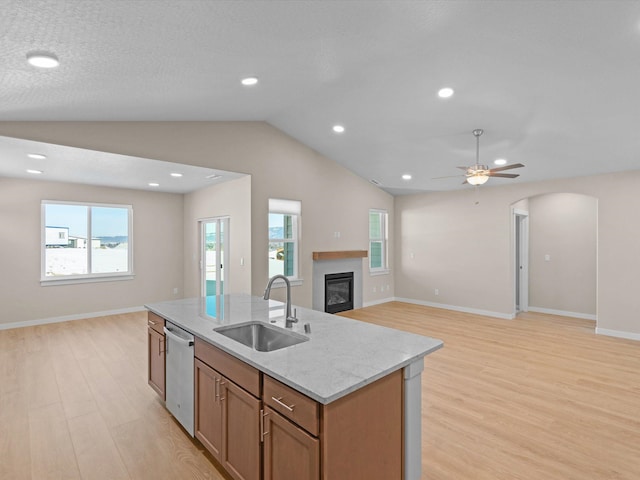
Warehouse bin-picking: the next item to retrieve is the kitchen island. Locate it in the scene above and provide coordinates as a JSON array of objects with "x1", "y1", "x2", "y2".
[{"x1": 146, "y1": 294, "x2": 443, "y2": 480}]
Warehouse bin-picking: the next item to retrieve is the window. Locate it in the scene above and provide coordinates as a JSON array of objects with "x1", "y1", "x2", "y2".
[
  {"x1": 42, "y1": 201, "x2": 133, "y2": 284},
  {"x1": 369, "y1": 209, "x2": 388, "y2": 273},
  {"x1": 268, "y1": 198, "x2": 301, "y2": 280}
]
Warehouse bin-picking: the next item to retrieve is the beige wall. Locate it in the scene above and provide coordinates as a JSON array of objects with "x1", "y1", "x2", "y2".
[
  {"x1": 395, "y1": 170, "x2": 640, "y2": 336},
  {"x1": 528, "y1": 193, "x2": 597, "y2": 316},
  {"x1": 0, "y1": 177, "x2": 183, "y2": 325},
  {"x1": 183, "y1": 175, "x2": 252, "y2": 296},
  {"x1": 0, "y1": 122, "x2": 394, "y2": 310}
]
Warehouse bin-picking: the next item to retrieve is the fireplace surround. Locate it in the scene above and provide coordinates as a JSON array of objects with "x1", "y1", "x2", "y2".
[{"x1": 312, "y1": 255, "x2": 363, "y2": 313}]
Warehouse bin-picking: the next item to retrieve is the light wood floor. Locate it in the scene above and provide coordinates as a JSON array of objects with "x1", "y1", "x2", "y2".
[
  {"x1": 1, "y1": 303, "x2": 638, "y2": 479},
  {"x1": 344, "y1": 303, "x2": 640, "y2": 480}
]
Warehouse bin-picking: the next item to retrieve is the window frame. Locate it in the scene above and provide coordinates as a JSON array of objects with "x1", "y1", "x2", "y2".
[
  {"x1": 41, "y1": 200, "x2": 134, "y2": 285},
  {"x1": 268, "y1": 199, "x2": 302, "y2": 285},
  {"x1": 369, "y1": 209, "x2": 389, "y2": 275}
]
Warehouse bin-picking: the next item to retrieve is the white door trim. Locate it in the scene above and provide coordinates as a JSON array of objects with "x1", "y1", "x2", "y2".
[
  {"x1": 512, "y1": 208, "x2": 529, "y2": 314},
  {"x1": 199, "y1": 216, "x2": 230, "y2": 297}
]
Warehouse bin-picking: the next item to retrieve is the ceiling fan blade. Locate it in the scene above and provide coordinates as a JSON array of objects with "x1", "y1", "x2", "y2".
[
  {"x1": 432, "y1": 174, "x2": 466, "y2": 180},
  {"x1": 489, "y1": 163, "x2": 524, "y2": 173},
  {"x1": 462, "y1": 179, "x2": 468, "y2": 185},
  {"x1": 456, "y1": 166, "x2": 470, "y2": 171},
  {"x1": 489, "y1": 173, "x2": 519, "y2": 178}
]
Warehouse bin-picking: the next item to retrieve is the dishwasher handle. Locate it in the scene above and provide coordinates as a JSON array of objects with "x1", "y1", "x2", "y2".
[{"x1": 163, "y1": 326, "x2": 194, "y2": 347}]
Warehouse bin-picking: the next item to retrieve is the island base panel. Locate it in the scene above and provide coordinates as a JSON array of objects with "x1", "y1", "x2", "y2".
[{"x1": 321, "y1": 369, "x2": 403, "y2": 480}]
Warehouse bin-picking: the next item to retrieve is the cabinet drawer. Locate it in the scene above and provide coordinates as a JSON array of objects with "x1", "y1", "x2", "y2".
[
  {"x1": 194, "y1": 337, "x2": 260, "y2": 398},
  {"x1": 264, "y1": 375, "x2": 319, "y2": 436},
  {"x1": 147, "y1": 312, "x2": 165, "y2": 335}
]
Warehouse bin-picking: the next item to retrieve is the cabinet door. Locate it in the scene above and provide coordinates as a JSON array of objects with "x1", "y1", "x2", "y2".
[
  {"x1": 263, "y1": 406, "x2": 319, "y2": 480},
  {"x1": 194, "y1": 359, "x2": 223, "y2": 460},
  {"x1": 147, "y1": 327, "x2": 165, "y2": 399},
  {"x1": 221, "y1": 378, "x2": 261, "y2": 480}
]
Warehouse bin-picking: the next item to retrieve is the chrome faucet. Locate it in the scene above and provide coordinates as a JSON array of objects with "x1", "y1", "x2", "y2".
[{"x1": 263, "y1": 274, "x2": 298, "y2": 328}]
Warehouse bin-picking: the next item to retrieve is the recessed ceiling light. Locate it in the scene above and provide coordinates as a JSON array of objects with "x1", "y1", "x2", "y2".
[
  {"x1": 26, "y1": 51, "x2": 59, "y2": 68},
  {"x1": 148, "y1": 182, "x2": 160, "y2": 187},
  {"x1": 170, "y1": 173, "x2": 183, "y2": 177},
  {"x1": 241, "y1": 76, "x2": 259, "y2": 86},
  {"x1": 402, "y1": 174, "x2": 412, "y2": 180},
  {"x1": 438, "y1": 87, "x2": 454, "y2": 98},
  {"x1": 332, "y1": 125, "x2": 345, "y2": 134},
  {"x1": 27, "y1": 169, "x2": 43, "y2": 174},
  {"x1": 494, "y1": 158, "x2": 508, "y2": 165},
  {"x1": 27, "y1": 153, "x2": 47, "y2": 160}
]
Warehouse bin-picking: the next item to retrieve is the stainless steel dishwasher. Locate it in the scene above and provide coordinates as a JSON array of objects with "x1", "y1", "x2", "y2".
[{"x1": 163, "y1": 321, "x2": 195, "y2": 436}]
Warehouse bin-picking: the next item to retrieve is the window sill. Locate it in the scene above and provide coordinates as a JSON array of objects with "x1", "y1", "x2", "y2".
[
  {"x1": 41, "y1": 274, "x2": 135, "y2": 286},
  {"x1": 369, "y1": 269, "x2": 390, "y2": 277},
  {"x1": 268, "y1": 277, "x2": 304, "y2": 288}
]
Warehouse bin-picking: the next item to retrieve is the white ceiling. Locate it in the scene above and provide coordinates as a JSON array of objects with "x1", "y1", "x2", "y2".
[
  {"x1": 0, "y1": 135, "x2": 245, "y2": 194},
  {"x1": 2, "y1": 0, "x2": 640, "y2": 194}
]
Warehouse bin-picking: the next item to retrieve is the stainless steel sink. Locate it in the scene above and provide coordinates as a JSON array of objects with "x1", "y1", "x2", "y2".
[{"x1": 214, "y1": 322, "x2": 308, "y2": 352}]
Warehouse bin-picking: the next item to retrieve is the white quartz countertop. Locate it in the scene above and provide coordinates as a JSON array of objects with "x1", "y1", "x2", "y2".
[{"x1": 145, "y1": 295, "x2": 443, "y2": 404}]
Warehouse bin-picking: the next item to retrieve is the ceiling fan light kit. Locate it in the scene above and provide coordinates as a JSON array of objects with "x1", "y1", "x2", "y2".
[
  {"x1": 434, "y1": 129, "x2": 525, "y2": 186},
  {"x1": 467, "y1": 173, "x2": 489, "y2": 185}
]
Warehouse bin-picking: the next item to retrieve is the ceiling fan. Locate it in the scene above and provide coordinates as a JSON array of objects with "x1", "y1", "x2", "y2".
[{"x1": 434, "y1": 129, "x2": 524, "y2": 185}]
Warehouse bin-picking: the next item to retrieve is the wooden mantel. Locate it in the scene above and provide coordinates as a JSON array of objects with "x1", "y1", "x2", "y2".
[{"x1": 312, "y1": 250, "x2": 368, "y2": 261}]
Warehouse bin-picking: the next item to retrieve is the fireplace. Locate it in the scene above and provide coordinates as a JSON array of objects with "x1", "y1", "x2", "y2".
[{"x1": 324, "y1": 272, "x2": 354, "y2": 314}]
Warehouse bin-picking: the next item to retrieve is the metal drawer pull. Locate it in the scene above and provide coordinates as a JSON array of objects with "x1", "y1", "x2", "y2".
[
  {"x1": 148, "y1": 320, "x2": 156, "y2": 325},
  {"x1": 272, "y1": 396, "x2": 295, "y2": 412},
  {"x1": 219, "y1": 380, "x2": 226, "y2": 401},
  {"x1": 215, "y1": 377, "x2": 220, "y2": 401},
  {"x1": 260, "y1": 409, "x2": 270, "y2": 442}
]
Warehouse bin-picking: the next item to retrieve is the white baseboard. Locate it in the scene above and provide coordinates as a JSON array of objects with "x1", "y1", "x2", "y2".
[
  {"x1": 528, "y1": 306, "x2": 597, "y2": 321},
  {"x1": 393, "y1": 297, "x2": 515, "y2": 320},
  {"x1": 595, "y1": 328, "x2": 640, "y2": 342},
  {"x1": 358, "y1": 298, "x2": 640, "y2": 342},
  {"x1": 0, "y1": 306, "x2": 146, "y2": 331},
  {"x1": 362, "y1": 297, "x2": 395, "y2": 308}
]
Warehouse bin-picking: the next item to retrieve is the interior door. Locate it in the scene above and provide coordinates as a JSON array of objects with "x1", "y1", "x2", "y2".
[{"x1": 201, "y1": 217, "x2": 230, "y2": 297}]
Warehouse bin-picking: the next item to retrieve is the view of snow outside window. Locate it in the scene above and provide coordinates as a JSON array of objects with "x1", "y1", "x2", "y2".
[
  {"x1": 268, "y1": 213, "x2": 295, "y2": 278},
  {"x1": 44, "y1": 203, "x2": 130, "y2": 277}
]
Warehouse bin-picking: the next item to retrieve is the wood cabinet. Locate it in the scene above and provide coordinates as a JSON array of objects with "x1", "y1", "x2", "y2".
[
  {"x1": 263, "y1": 375, "x2": 319, "y2": 436},
  {"x1": 264, "y1": 371, "x2": 402, "y2": 480},
  {"x1": 147, "y1": 312, "x2": 165, "y2": 399},
  {"x1": 194, "y1": 358, "x2": 223, "y2": 458},
  {"x1": 221, "y1": 377, "x2": 261, "y2": 480},
  {"x1": 192, "y1": 337, "x2": 403, "y2": 480},
  {"x1": 263, "y1": 406, "x2": 319, "y2": 480},
  {"x1": 194, "y1": 338, "x2": 261, "y2": 480}
]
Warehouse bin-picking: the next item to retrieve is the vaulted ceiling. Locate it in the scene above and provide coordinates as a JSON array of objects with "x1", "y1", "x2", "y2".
[{"x1": 2, "y1": 1, "x2": 640, "y2": 194}]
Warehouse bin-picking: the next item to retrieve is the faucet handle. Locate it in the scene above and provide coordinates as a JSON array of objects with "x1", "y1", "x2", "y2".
[{"x1": 285, "y1": 308, "x2": 299, "y2": 328}]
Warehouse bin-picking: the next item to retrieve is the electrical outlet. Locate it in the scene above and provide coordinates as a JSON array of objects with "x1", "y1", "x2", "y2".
[
  {"x1": 434, "y1": 288, "x2": 439, "y2": 296},
  {"x1": 410, "y1": 252, "x2": 415, "y2": 259},
  {"x1": 373, "y1": 286, "x2": 377, "y2": 293},
  {"x1": 173, "y1": 287, "x2": 178, "y2": 295}
]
